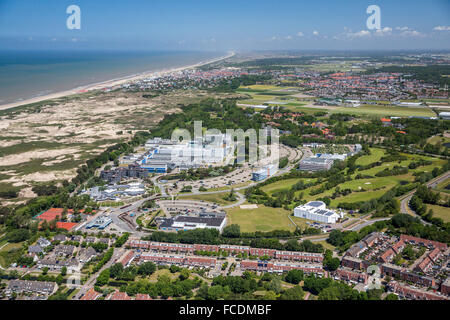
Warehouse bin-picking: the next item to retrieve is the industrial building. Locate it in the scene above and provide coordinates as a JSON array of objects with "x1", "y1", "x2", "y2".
[
  {"x1": 293, "y1": 201, "x2": 342, "y2": 224},
  {"x1": 84, "y1": 182, "x2": 146, "y2": 201},
  {"x1": 141, "y1": 134, "x2": 235, "y2": 172},
  {"x1": 100, "y1": 164, "x2": 148, "y2": 184},
  {"x1": 156, "y1": 214, "x2": 227, "y2": 233},
  {"x1": 298, "y1": 157, "x2": 334, "y2": 172},
  {"x1": 252, "y1": 163, "x2": 278, "y2": 181},
  {"x1": 438, "y1": 112, "x2": 450, "y2": 120}
]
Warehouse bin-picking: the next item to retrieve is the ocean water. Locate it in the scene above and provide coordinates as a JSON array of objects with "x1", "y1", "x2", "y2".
[{"x1": 0, "y1": 50, "x2": 223, "y2": 105}]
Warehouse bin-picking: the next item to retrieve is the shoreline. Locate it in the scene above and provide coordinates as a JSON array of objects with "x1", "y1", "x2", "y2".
[{"x1": 0, "y1": 51, "x2": 235, "y2": 112}]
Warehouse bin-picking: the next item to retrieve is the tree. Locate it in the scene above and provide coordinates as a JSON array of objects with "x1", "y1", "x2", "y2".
[
  {"x1": 222, "y1": 224, "x2": 241, "y2": 238},
  {"x1": 61, "y1": 266, "x2": 67, "y2": 276},
  {"x1": 96, "y1": 269, "x2": 110, "y2": 286},
  {"x1": 110, "y1": 263, "x2": 124, "y2": 279},
  {"x1": 279, "y1": 286, "x2": 304, "y2": 300},
  {"x1": 385, "y1": 293, "x2": 398, "y2": 300},
  {"x1": 42, "y1": 267, "x2": 49, "y2": 275},
  {"x1": 137, "y1": 262, "x2": 156, "y2": 276},
  {"x1": 285, "y1": 269, "x2": 304, "y2": 284},
  {"x1": 179, "y1": 269, "x2": 190, "y2": 281}
]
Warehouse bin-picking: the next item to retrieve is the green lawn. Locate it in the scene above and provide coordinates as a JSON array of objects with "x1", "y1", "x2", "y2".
[
  {"x1": 355, "y1": 148, "x2": 386, "y2": 166},
  {"x1": 331, "y1": 105, "x2": 436, "y2": 118},
  {"x1": 261, "y1": 178, "x2": 303, "y2": 194},
  {"x1": 427, "y1": 204, "x2": 450, "y2": 223},
  {"x1": 0, "y1": 242, "x2": 23, "y2": 268},
  {"x1": 226, "y1": 205, "x2": 305, "y2": 232}
]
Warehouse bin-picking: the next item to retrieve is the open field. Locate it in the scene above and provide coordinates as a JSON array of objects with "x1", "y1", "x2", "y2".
[
  {"x1": 355, "y1": 148, "x2": 386, "y2": 166},
  {"x1": 237, "y1": 85, "x2": 436, "y2": 117},
  {"x1": 331, "y1": 105, "x2": 436, "y2": 118},
  {"x1": 226, "y1": 205, "x2": 307, "y2": 232},
  {"x1": 0, "y1": 242, "x2": 23, "y2": 267},
  {"x1": 261, "y1": 178, "x2": 303, "y2": 194},
  {"x1": 427, "y1": 204, "x2": 450, "y2": 223}
]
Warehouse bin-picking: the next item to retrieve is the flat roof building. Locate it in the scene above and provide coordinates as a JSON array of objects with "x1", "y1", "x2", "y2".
[
  {"x1": 294, "y1": 201, "x2": 341, "y2": 224},
  {"x1": 157, "y1": 214, "x2": 227, "y2": 233},
  {"x1": 299, "y1": 157, "x2": 334, "y2": 172}
]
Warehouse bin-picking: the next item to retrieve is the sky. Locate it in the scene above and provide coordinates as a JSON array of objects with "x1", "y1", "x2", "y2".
[{"x1": 0, "y1": 0, "x2": 449, "y2": 51}]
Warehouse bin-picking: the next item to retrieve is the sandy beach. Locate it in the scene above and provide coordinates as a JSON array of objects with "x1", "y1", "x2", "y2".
[{"x1": 0, "y1": 51, "x2": 234, "y2": 112}]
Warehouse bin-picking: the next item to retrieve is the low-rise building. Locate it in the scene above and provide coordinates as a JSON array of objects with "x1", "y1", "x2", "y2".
[
  {"x1": 157, "y1": 214, "x2": 227, "y2": 233},
  {"x1": 294, "y1": 201, "x2": 342, "y2": 224},
  {"x1": 298, "y1": 157, "x2": 333, "y2": 172},
  {"x1": 6, "y1": 280, "x2": 56, "y2": 295},
  {"x1": 54, "y1": 244, "x2": 75, "y2": 256},
  {"x1": 335, "y1": 268, "x2": 368, "y2": 284}
]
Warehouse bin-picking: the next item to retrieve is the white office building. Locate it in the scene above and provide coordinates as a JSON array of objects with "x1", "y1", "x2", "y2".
[{"x1": 294, "y1": 201, "x2": 342, "y2": 224}]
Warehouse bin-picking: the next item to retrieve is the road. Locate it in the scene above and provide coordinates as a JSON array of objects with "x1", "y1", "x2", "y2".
[
  {"x1": 399, "y1": 171, "x2": 450, "y2": 225},
  {"x1": 73, "y1": 247, "x2": 124, "y2": 300}
]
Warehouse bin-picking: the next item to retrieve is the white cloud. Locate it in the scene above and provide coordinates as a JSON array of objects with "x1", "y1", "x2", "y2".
[
  {"x1": 352, "y1": 30, "x2": 371, "y2": 38},
  {"x1": 395, "y1": 26, "x2": 410, "y2": 31},
  {"x1": 284, "y1": 35, "x2": 292, "y2": 40},
  {"x1": 312, "y1": 30, "x2": 319, "y2": 36},
  {"x1": 297, "y1": 31, "x2": 304, "y2": 37},
  {"x1": 374, "y1": 27, "x2": 392, "y2": 36},
  {"x1": 400, "y1": 30, "x2": 424, "y2": 37},
  {"x1": 71, "y1": 38, "x2": 78, "y2": 42},
  {"x1": 434, "y1": 26, "x2": 450, "y2": 31}
]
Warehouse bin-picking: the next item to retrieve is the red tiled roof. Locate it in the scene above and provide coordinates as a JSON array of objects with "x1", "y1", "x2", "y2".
[
  {"x1": 111, "y1": 291, "x2": 131, "y2": 300},
  {"x1": 135, "y1": 294, "x2": 152, "y2": 300},
  {"x1": 81, "y1": 288, "x2": 101, "y2": 301}
]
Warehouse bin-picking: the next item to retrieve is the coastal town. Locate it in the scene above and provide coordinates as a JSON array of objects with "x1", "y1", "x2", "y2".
[{"x1": 1, "y1": 37, "x2": 450, "y2": 305}]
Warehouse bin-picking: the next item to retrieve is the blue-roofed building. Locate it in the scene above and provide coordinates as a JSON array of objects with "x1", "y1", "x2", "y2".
[{"x1": 85, "y1": 216, "x2": 113, "y2": 230}]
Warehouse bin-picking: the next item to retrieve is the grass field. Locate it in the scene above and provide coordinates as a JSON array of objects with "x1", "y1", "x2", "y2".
[
  {"x1": 257, "y1": 147, "x2": 445, "y2": 210},
  {"x1": 331, "y1": 105, "x2": 436, "y2": 118},
  {"x1": 261, "y1": 178, "x2": 303, "y2": 194},
  {"x1": 427, "y1": 204, "x2": 450, "y2": 223},
  {"x1": 355, "y1": 148, "x2": 386, "y2": 166},
  {"x1": 0, "y1": 242, "x2": 23, "y2": 268},
  {"x1": 226, "y1": 205, "x2": 306, "y2": 232}
]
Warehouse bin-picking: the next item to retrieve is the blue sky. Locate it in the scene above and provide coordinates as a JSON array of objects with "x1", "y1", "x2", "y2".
[{"x1": 0, "y1": 0, "x2": 449, "y2": 51}]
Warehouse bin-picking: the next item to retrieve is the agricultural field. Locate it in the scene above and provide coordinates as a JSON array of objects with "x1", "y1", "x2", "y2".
[{"x1": 237, "y1": 83, "x2": 437, "y2": 118}]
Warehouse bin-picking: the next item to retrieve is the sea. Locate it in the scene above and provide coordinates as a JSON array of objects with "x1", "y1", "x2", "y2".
[{"x1": 0, "y1": 50, "x2": 224, "y2": 105}]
